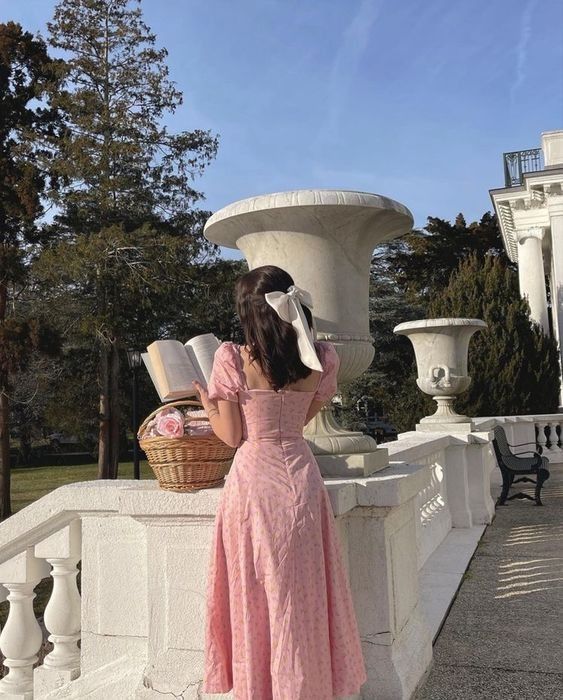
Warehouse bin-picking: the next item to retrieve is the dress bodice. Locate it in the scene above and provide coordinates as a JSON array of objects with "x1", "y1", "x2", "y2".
[
  {"x1": 206, "y1": 340, "x2": 340, "y2": 443},
  {"x1": 238, "y1": 390, "x2": 320, "y2": 441}
]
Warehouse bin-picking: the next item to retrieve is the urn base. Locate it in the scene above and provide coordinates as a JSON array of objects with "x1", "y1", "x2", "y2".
[
  {"x1": 420, "y1": 396, "x2": 472, "y2": 425},
  {"x1": 304, "y1": 404, "x2": 389, "y2": 477}
]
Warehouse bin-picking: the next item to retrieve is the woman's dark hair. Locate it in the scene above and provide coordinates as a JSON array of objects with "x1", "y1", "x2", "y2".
[{"x1": 235, "y1": 265, "x2": 315, "y2": 391}]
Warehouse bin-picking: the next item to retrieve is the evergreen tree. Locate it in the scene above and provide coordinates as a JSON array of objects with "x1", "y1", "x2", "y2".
[
  {"x1": 426, "y1": 253, "x2": 560, "y2": 416},
  {"x1": 41, "y1": 0, "x2": 219, "y2": 478},
  {"x1": 343, "y1": 213, "x2": 557, "y2": 434},
  {"x1": 0, "y1": 22, "x2": 62, "y2": 518},
  {"x1": 387, "y1": 211, "x2": 509, "y2": 303}
]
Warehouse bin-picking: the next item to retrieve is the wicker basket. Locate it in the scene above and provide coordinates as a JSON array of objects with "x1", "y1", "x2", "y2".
[{"x1": 138, "y1": 399, "x2": 236, "y2": 492}]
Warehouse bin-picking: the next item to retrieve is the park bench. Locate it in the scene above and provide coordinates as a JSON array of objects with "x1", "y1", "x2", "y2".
[{"x1": 492, "y1": 426, "x2": 550, "y2": 506}]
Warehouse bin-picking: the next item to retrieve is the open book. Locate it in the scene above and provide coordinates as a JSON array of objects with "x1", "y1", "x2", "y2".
[{"x1": 142, "y1": 333, "x2": 222, "y2": 402}]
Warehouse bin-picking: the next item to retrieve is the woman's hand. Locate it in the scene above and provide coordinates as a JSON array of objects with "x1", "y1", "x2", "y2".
[{"x1": 192, "y1": 380, "x2": 218, "y2": 415}]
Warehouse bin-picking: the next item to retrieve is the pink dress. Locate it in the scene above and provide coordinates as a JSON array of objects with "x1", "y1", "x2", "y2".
[{"x1": 202, "y1": 340, "x2": 367, "y2": 699}]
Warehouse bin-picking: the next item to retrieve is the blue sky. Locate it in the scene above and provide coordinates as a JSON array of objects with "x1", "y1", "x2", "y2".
[{"x1": 4, "y1": 0, "x2": 562, "y2": 261}]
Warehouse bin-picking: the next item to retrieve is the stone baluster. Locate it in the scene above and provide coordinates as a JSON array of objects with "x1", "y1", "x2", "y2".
[
  {"x1": 548, "y1": 421, "x2": 561, "y2": 451},
  {"x1": 535, "y1": 422, "x2": 548, "y2": 453},
  {"x1": 0, "y1": 548, "x2": 50, "y2": 699},
  {"x1": 33, "y1": 520, "x2": 82, "y2": 697}
]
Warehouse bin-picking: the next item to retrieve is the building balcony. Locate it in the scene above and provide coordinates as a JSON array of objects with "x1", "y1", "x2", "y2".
[{"x1": 503, "y1": 148, "x2": 544, "y2": 187}]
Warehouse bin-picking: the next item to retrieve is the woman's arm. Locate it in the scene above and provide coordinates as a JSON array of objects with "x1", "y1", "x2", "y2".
[{"x1": 192, "y1": 380, "x2": 242, "y2": 448}]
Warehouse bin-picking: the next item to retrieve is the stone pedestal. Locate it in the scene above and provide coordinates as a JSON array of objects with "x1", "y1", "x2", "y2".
[
  {"x1": 442, "y1": 443, "x2": 473, "y2": 528},
  {"x1": 204, "y1": 190, "x2": 413, "y2": 477},
  {"x1": 464, "y1": 433, "x2": 496, "y2": 524},
  {"x1": 340, "y1": 464, "x2": 433, "y2": 699}
]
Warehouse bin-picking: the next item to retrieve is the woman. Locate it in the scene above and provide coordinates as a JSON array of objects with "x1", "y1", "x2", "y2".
[{"x1": 193, "y1": 265, "x2": 367, "y2": 699}]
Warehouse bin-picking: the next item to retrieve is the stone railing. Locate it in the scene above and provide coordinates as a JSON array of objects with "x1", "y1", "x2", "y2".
[
  {"x1": 474, "y1": 413, "x2": 563, "y2": 464},
  {"x1": 0, "y1": 413, "x2": 555, "y2": 699},
  {"x1": 0, "y1": 473, "x2": 436, "y2": 700},
  {"x1": 0, "y1": 482, "x2": 122, "y2": 700}
]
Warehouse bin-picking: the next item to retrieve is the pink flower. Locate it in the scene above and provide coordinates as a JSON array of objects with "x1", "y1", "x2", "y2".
[{"x1": 155, "y1": 407, "x2": 185, "y2": 438}]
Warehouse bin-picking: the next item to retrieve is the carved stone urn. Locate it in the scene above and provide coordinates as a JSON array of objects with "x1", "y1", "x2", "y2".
[
  {"x1": 393, "y1": 318, "x2": 487, "y2": 432},
  {"x1": 204, "y1": 189, "x2": 413, "y2": 476}
]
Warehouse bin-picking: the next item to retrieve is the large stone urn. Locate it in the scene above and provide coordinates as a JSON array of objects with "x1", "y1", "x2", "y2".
[
  {"x1": 393, "y1": 318, "x2": 487, "y2": 432},
  {"x1": 204, "y1": 189, "x2": 413, "y2": 476}
]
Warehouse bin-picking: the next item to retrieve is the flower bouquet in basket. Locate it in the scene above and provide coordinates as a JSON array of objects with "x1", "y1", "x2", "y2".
[{"x1": 138, "y1": 400, "x2": 236, "y2": 492}]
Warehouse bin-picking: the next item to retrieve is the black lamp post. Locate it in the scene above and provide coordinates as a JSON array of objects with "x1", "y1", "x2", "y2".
[{"x1": 126, "y1": 349, "x2": 143, "y2": 480}]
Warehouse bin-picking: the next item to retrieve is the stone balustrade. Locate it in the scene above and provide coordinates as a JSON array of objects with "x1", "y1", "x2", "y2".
[
  {"x1": 0, "y1": 414, "x2": 557, "y2": 699},
  {"x1": 473, "y1": 413, "x2": 563, "y2": 465}
]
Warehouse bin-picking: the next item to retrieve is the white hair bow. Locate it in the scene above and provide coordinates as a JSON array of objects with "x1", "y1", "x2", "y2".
[{"x1": 264, "y1": 284, "x2": 323, "y2": 372}]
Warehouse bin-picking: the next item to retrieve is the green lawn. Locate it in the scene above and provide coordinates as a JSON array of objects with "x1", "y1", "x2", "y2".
[{"x1": 11, "y1": 459, "x2": 155, "y2": 513}]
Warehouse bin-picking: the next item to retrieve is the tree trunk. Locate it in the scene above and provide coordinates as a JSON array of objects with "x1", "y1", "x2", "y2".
[
  {"x1": 0, "y1": 375, "x2": 12, "y2": 520},
  {"x1": 109, "y1": 341, "x2": 120, "y2": 479},
  {"x1": 97, "y1": 340, "x2": 111, "y2": 479},
  {"x1": 0, "y1": 277, "x2": 11, "y2": 519}
]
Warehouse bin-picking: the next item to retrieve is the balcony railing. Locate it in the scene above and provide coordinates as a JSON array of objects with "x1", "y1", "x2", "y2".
[{"x1": 503, "y1": 148, "x2": 544, "y2": 187}]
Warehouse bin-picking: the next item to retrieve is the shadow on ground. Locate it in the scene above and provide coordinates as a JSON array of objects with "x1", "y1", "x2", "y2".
[{"x1": 416, "y1": 464, "x2": 563, "y2": 699}]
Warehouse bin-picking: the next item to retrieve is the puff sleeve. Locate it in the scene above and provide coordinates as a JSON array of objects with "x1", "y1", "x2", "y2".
[
  {"x1": 313, "y1": 341, "x2": 340, "y2": 403},
  {"x1": 206, "y1": 342, "x2": 240, "y2": 402}
]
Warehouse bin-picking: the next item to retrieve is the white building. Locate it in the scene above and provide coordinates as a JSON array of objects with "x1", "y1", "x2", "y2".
[{"x1": 490, "y1": 129, "x2": 563, "y2": 409}]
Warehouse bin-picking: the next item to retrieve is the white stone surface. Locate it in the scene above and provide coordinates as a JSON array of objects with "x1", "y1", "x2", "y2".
[
  {"x1": 313, "y1": 441, "x2": 389, "y2": 477},
  {"x1": 393, "y1": 318, "x2": 487, "y2": 427},
  {"x1": 465, "y1": 433, "x2": 496, "y2": 524},
  {"x1": 34, "y1": 521, "x2": 82, "y2": 696},
  {"x1": 345, "y1": 478, "x2": 432, "y2": 700},
  {"x1": 0, "y1": 549, "x2": 52, "y2": 699},
  {"x1": 516, "y1": 227, "x2": 549, "y2": 331},
  {"x1": 547, "y1": 196, "x2": 563, "y2": 408},
  {"x1": 542, "y1": 130, "x2": 563, "y2": 166}
]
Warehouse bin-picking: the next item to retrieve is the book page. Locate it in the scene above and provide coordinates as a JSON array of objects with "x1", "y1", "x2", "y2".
[
  {"x1": 146, "y1": 339, "x2": 199, "y2": 400},
  {"x1": 141, "y1": 353, "x2": 166, "y2": 403},
  {"x1": 185, "y1": 333, "x2": 222, "y2": 385}
]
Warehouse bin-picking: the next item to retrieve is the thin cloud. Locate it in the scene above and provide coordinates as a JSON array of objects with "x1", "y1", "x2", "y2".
[
  {"x1": 317, "y1": 0, "x2": 382, "y2": 146},
  {"x1": 510, "y1": 0, "x2": 538, "y2": 104}
]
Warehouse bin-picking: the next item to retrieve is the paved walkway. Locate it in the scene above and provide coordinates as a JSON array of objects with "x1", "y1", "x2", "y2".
[{"x1": 416, "y1": 463, "x2": 563, "y2": 699}]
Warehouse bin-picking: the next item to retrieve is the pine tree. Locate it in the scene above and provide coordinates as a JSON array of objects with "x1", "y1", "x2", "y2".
[
  {"x1": 41, "y1": 0, "x2": 219, "y2": 478},
  {"x1": 387, "y1": 211, "x2": 509, "y2": 303},
  {"x1": 427, "y1": 253, "x2": 560, "y2": 416}
]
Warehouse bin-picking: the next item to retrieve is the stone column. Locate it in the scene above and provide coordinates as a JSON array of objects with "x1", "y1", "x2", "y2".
[
  {"x1": 516, "y1": 227, "x2": 549, "y2": 333},
  {"x1": 547, "y1": 196, "x2": 563, "y2": 408}
]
